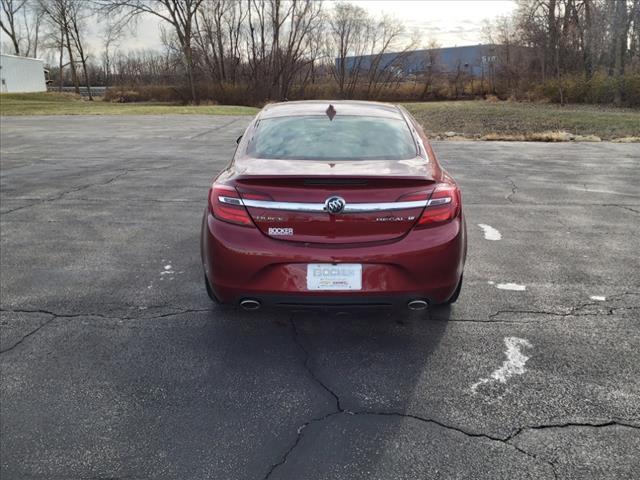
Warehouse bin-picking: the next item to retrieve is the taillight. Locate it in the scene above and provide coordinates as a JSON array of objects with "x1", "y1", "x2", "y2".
[
  {"x1": 417, "y1": 183, "x2": 461, "y2": 226},
  {"x1": 397, "y1": 190, "x2": 431, "y2": 202},
  {"x1": 209, "y1": 184, "x2": 254, "y2": 227},
  {"x1": 239, "y1": 190, "x2": 272, "y2": 201}
]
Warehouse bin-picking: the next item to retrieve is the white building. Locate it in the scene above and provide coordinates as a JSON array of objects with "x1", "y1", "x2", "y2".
[{"x1": 0, "y1": 54, "x2": 47, "y2": 93}]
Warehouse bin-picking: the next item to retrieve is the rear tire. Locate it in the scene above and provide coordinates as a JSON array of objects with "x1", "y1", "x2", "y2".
[
  {"x1": 204, "y1": 274, "x2": 220, "y2": 304},
  {"x1": 442, "y1": 274, "x2": 463, "y2": 305}
]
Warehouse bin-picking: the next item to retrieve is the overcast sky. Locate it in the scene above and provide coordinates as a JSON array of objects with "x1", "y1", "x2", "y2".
[
  {"x1": 118, "y1": 0, "x2": 517, "y2": 52},
  {"x1": 1, "y1": 1, "x2": 517, "y2": 57},
  {"x1": 351, "y1": 1, "x2": 516, "y2": 46}
]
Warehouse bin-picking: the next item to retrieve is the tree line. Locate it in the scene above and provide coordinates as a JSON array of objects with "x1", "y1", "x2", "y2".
[
  {"x1": 484, "y1": 0, "x2": 640, "y2": 104},
  {"x1": 2, "y1": 0, "x2": 639, "y2": 106}
]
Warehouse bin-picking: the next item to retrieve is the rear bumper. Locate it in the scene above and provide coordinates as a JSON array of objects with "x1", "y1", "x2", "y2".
[
  {"x1": 201, "y1": 211, "x2": 466, "y2": 306},
  {"x1": 233, "y1": 295, "x2": 435, "y2": 309}
]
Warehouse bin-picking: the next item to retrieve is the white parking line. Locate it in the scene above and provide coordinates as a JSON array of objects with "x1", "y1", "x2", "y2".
[
  {"x1": 471, "y1": 337, "x2": 533, "y2": 393},
  {"x1": 478, "y1": 224, "x2": 502, "y2": 240},
  {"x1": 589, "y1": 295, "x2": 606, "y2": 301},
  {"x1": 489, "y1": 282, "x2": 526, "y2": 291}
]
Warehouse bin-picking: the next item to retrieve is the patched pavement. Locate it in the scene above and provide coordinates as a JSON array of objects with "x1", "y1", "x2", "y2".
[{"x1": 1, "y1": 115, "x2": 639, "y2": 479}]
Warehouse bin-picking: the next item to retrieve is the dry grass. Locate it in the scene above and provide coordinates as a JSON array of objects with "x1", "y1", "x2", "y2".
[
  {"x1": 2, "y1": 93, "x2": 639, "y2": 141},
  {"x1": 611, "y1": 136, "x2": 640, "y2": 143},
  {"x1": 0, "y1": 92, "x2": 258, "y2": 116},
  {"x1": 403, "y1": 100, "x2": 640, "y2": 140},
  {"x1": 479, "y1": 131, "x2": 605, "y2": 142}
]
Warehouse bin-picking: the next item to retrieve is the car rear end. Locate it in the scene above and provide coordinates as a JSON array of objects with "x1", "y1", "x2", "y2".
[{"x1": 201, "y1": 101, "x2": 466, "y2": 309}]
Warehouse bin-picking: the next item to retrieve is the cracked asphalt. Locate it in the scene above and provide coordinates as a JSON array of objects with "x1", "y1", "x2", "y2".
[{"x1": 1, "y1": 115, "x2": 639, "y2": 479}]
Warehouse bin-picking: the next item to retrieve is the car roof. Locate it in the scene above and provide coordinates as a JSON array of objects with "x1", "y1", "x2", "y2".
[{"x1": 258, "y1": 100, "x2": 405, "y2": 120}]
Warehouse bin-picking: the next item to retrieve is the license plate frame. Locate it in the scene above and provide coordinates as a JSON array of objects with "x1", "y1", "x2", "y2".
[{"x1": 306, "y1": 263, "x2": 362, "y2": 291}]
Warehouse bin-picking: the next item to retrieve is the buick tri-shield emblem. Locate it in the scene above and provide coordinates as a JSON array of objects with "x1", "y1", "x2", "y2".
[{"x1": 324, "y1": 196, "x2": 346, "y2": 214}]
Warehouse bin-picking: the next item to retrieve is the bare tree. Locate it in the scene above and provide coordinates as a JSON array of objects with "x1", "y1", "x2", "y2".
[
  {"x1": 610, "y1": 0, "x2": 630, "y2": 104},
  {"x1": 100, "y1": 19, "x2": 125, "y2": 87},
  {"x1": 328, "y1": 2, "x2": 370, "y2": 97},
  {"x1": 631, "y1": 0, "x2": 640, "y2": 63},
  {"x1": 107, "y1": 48, "x2": 181, "y2": 86},
  {"x1": 18, "y1": 1, "x2": 45, "y2": 57},
  {"x1": 55, "y1": 24, "x2": 64, "y2": 90},
  {"x1": 1, "y1": 0, "x2": 27, "y2": 54},
  {"x1": 98, "y1": 0, "x2": 205, "y2": 103},
  {"x1": 363, "y1": 14, "x2": 412, "y2": 98},
  {"x1": 582, "y1": 0, "x2": 594, "y2": 79},
  {"x1": 0, "y1": 1, "x2": 44, "y2": 57},
  {"x1": 503, "y1": 0, "x2": 640, "y2": 104},
  {"x1": 244, "y1": 0, "x2": 323, "y2": 101},
  {"x1": 276, "y1": 0, "x2": 323, "y2": 99},
  {"x1": 39, "y1": 0, "x2": 92, "y2": 97},
  {"x1": 485, "y1": 14, "x2": 525, "y2": 98},
  {"x1": 419, "y1": 39, "x2": 441, "y2": 99},
  {"x1": 67, "y1": 0, "x2": 92, "y2": 99},
  {"x1": 327, "y1": 4, "x2": 415, "y2": 99},
  {"x1": 2, "y1": 0, "x2": 631, "y2": 105},
  {"x1": 493, "y1": 1, "x2": 572, "y2": 103},
  {"x1": 194, "y1": 0, "x2": 246, "y2": 89},
  {"x1": 40, "y1": 0, "x2": 80, "y2": 94}
]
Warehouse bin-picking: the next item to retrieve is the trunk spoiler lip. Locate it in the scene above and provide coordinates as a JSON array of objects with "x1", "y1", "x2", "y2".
[
  {"x1": 231, "y1": 155, "x2": 438, "y2": 181},
  {"x1": 218, "y1": 195, "x2": 450, "y2": 214},
  {"x1": 234, "y1": 174, "x2": 435, "y2": 181}
]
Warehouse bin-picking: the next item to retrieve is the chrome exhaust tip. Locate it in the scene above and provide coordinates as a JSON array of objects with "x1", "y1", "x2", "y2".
[
  {"x1": 407, "y1": 299, "x2": 429, "y2": 311},
  {"x1": 239, "y1": 299, "x2": 261, "y2": 311}
]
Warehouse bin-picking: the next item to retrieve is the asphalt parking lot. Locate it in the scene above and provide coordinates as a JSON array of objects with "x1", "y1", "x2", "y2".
[{"x1": 1, "y1": 115, "x2": 639, "y2": 479}]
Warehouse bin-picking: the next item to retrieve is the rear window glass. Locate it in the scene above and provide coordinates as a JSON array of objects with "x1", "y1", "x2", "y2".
[{"x1": 246, "y1": 115, "x2": 416, "y2": 160}]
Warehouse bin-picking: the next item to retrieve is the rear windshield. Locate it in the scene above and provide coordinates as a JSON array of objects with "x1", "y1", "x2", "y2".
[{"x1": 246, "y1": 115, "x2": 417, "y2": 160}]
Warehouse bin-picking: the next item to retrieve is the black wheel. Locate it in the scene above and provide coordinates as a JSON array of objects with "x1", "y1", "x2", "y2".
[
  {"x1": 443, "y1": 274, "x2": 463, "y2": 305},
  {"x1": 204, "y1": 274, "x2": 220, "y2": 304}
]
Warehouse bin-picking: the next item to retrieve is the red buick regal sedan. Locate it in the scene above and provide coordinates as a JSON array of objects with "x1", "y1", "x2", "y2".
[{"x1": 201, "y1": 100, "x2": 466, "y2": 310}]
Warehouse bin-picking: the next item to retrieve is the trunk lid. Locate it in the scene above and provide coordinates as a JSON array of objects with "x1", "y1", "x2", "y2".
[{"x1": 233, "y1": 159, "x2": 436, "y2": 244}]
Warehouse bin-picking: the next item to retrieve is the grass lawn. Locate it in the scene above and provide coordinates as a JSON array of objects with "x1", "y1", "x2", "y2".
[
  {"x1": 1, "y1": 92, "x2": 638, "y2": 140},
  {"x1": 402, "y1": 101, "x2": 640, "y2": 140},
  {"x1": 0, "y1": 92, "x2": 258, "y2": 116}
]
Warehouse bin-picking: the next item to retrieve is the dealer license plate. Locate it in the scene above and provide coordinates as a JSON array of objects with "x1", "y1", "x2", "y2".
[{"x1": 306, "y1": 264, "x2": 362, "y2": 291}]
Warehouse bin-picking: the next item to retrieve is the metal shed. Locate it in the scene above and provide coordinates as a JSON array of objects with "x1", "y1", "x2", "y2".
[{"x1": 0, "y1": 54, "x2": 47, "y2": 93}]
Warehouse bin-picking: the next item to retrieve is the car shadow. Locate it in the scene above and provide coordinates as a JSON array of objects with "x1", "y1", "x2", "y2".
[{"x1": 210, "y1": 302, "x2": 451, "y2": 477}]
